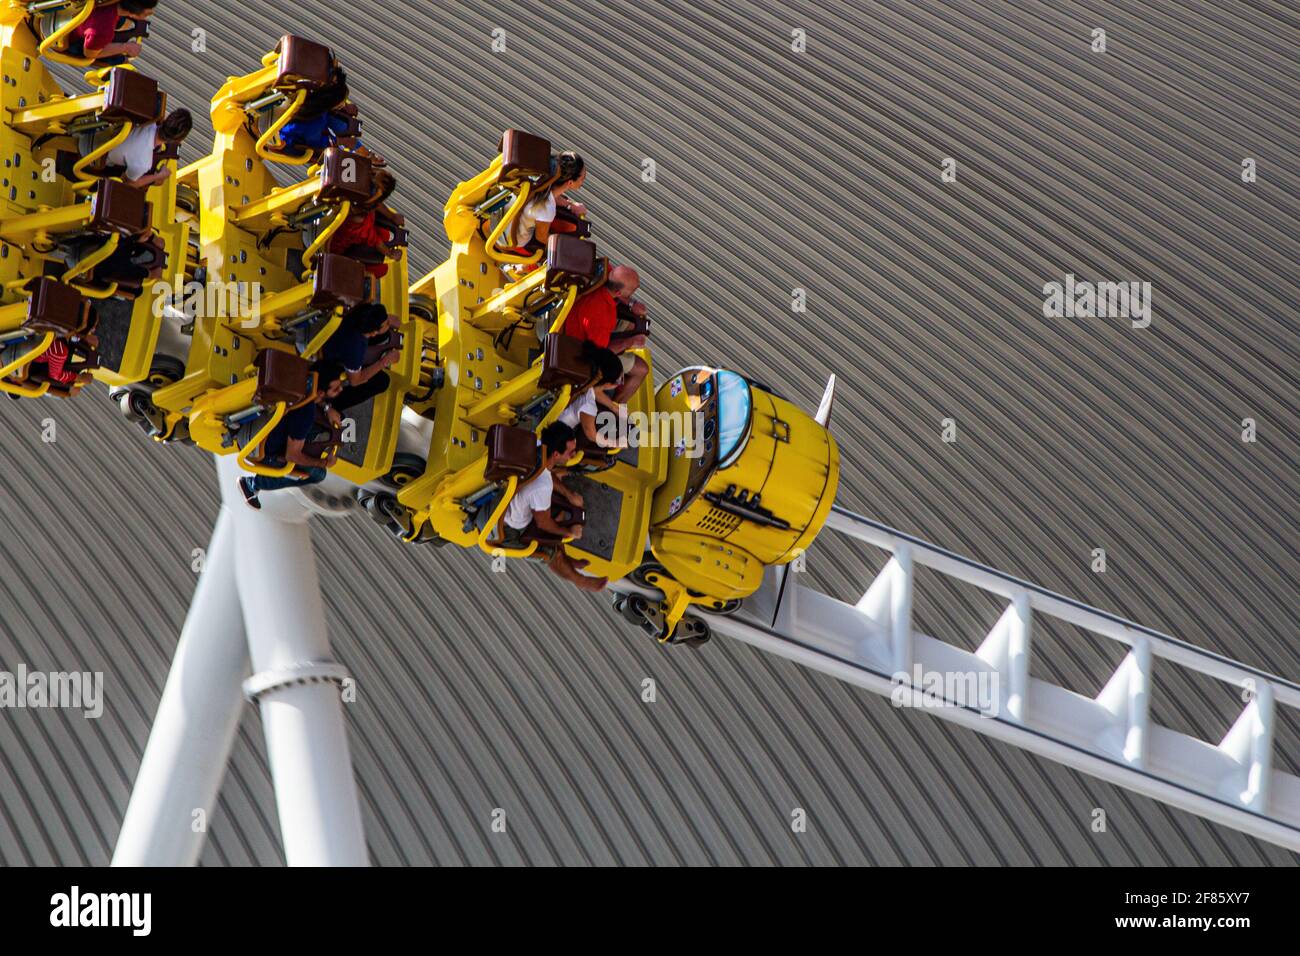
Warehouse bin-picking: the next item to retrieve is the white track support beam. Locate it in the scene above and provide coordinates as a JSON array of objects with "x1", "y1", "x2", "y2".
[
  {"x1": 700, "y1": 505, "x2": 1300, "y2": 851},
  {"x1": 112, "y1": 509, "x2": 249, "y2": 866},
  {"x1": 1219, "y1": 683, "x2": 1275, "y2": 814},
  {"x1": 856, "y1": 543, "x2": 913, "y2": 676},
  {"x1": 976, "y1": 593, "x2": 1032, "y2": 723},
  {"x1": 1096, "y1": 637, "x2": 1152, "y2": 768}
]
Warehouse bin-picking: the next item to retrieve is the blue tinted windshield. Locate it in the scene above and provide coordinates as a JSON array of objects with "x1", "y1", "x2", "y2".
[{"x1": 715, "y1": 371, "x2": 752, "y2": 467}]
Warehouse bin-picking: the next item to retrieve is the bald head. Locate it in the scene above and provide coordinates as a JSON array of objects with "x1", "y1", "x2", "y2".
[{"x1": 607, "y1": 265, "x2": 641, "y2": 303}]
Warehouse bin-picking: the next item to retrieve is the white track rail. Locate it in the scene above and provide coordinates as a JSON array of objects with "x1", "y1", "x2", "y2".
[{"x1": 704, "y1": 505, "x2": 1300, "y2": 851}]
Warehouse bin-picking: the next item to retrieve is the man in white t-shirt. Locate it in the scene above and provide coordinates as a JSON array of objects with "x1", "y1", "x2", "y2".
[
  {"x1": 503, "y1": 464, "x2": 555, "y2": 533},
  {"x1": 498, "y1": 422, "x2": 606, "y2": 592},
  {"x1": 556, "y1": 343, "x2": 627, "y2": 452}
]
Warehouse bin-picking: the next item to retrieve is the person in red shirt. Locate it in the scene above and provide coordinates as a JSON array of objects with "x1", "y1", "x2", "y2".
[
  {"x1": 563, "y1": 265, "x2": 648, "y2": 401},
  {"x1": 328, "y1": 169, "x2": 398, "y2": 279},
  {"x1": 563, "y1": 284, "x2": 618, "y2": 346},
  {"x1": 67, "y1": 1, "x2": 156, "y2": 64}
]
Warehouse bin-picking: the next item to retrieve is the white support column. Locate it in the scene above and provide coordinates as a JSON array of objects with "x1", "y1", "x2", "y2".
[
  {"x1": 977, "y1": 592, "x2": 1032, "y2": 722},
  {"x1": 112, "y1": 508, "x2": 249, "y2": 867},
  {"x1": 1219, "y1": 682, "x2": 1275, "y2": 813},
  {"x1": 889, "y1": 544, "x2": 914, "y2": 676},
  {"x1": 219, "y1": 457, "x2": 368, "y2": 866},
  {"x1": 1097, "y1": 637, "x2": 1152, "y2": 767},
  {"x1": 856, "y1": 547, "x2": 913, "y2": 675}
]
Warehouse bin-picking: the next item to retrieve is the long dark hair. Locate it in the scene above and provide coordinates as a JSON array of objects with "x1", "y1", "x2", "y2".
[
  {"x1": 551, "y1": 151, "x2": 585, "y2": 191},
  {"x1": 301, "y1": 67, "x2": 349, "y2": 119},
  {"x1": 580, "y1": 340, "x2": 623, "y2": 385},
  {"x1": 158, "y1": 108, "x2": 192, "y2": 143}
]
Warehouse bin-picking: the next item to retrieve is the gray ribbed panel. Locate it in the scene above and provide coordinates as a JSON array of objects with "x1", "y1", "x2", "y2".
[{"x1": 0, "y1": 0, "x2": 1296, "y2": 865}]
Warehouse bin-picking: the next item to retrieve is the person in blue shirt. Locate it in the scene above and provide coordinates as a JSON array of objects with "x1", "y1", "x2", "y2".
[
  {"x1": 237, "y1": 361, "x2": 345, "y2": 509},
  {"x1": 321, "y1": 303, "x2": 400, "y2": 410},
  {"x1": 278, "y1": 66, "x2": 356, "y2": 154}
]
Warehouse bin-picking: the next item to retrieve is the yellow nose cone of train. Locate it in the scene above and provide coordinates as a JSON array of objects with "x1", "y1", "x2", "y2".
[{"x1": 649, "y1": 368, "x2": 839, "y2": 600}]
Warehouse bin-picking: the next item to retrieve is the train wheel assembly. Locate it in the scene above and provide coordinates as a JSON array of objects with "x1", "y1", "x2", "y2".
[{"x1": 380, "y1": 452, "x2": 427, "y2": 490}]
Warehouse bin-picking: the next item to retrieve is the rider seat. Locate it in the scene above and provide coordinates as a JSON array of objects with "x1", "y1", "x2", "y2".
[
  {"x1": 485, "y1": 423, "x2": 540, "y2": 482},
  {"x1": 544, "y1": 234, "x2": 597, "y2": 290},
  {"x1": 499, "y1": 129, "x2": 551, "y2": 181},
  {"x1": 374, "y1": 208, "x2": 408, "y2": 248},
  {"x1": 537, "y1": 333, "x2": 593, "y2": 391},
  {"x1": 309, "y1": 253, "x2": 366, "y2": 310},
  {"x1": 361, "y1": 329, "x2": 401, "y2": 366},
  {"x1": 22, "y1": 279, "x2": 93, "y2": 337},
  {"x1": 253, "y1": 349, "x2": 314, "y2": 407},
  {"x1": 90, "y1": 179, "x2": 152, "y2": 236},
  {"x1": 113, "y1": 14, "x2": 152, "y2": 43},
  {"x1": 100, "y1": 68, "x2": 164, "y2": 124},
  {"x1": 319, "y1": 147, "x2": 374, "y2": 205},
  {"x1": 274, "y1": 36, "x2": 334, "y2": 90}
]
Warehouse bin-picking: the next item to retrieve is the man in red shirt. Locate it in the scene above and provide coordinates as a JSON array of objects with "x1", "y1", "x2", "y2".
[
  {"x1": 67, "y1": 1, "x2": 156, "y2": 64},
  {"x1": 563, "y1": 265, "x2": 648, "y2": 401}
]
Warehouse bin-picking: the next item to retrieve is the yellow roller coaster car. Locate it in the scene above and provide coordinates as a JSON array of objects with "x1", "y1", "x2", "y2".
[
  {"x1": 119, "y1": 36, "x2": 416, "y2": 488},
  {"x1": 360, "y1": 132, "x2": 839, "y2": 640},
  {"x1": 0, "y1": 19, "x2": 186, "y2": 397},
  {"x1": 1, "y1": 13, "x2": 842, "y2": 645}
]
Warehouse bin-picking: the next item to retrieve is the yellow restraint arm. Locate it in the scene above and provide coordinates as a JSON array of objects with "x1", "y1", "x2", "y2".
[
  {"x1": 0, "y1": 332, "x2": 55, "y2": 398},
  {"x1": 546, "y1": 284, "x2": 579, "y2": 334},
  {"x1": 255, "y1": 89, "x2": 314, "y2": 165},
  {"x1": 301, "y1": 200, "x2": 350, "y2": 268},
  {"x1": 483, "y1": 182, "x2": 545, "y2": 267},
  {"x1": 476, "y1": 477, "x2": 538, "y2": 559},
  {"x1": 38, "y1": 2, "x2": 96, "y2": 66},
  {"x1": 236, "y1": 403, "x2": 296, "y2": 478},
  {"x1": 72, "y1": 121, "x2": 132, "y2": 188},
  {"x1": 62, "y1": 232, "x2": 120, "y2": 297}
]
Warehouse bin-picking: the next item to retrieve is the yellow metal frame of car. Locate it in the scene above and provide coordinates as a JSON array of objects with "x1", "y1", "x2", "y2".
[
  {"x1": 187, "y1": 373, "x2": 296, "y2": 477},
  {"x1": 158, "y1": 45, "x2": 413, "y2": 484},
  {"x1": 559, "y1": 352, "x2": 666, "y2": 582},
  {"x1": 209, "y1": 45, "x2": 317, "y2": 167},
  {"x1": 97, "y1": 158, "x2": 191, "y2": 386},
  {"x1": 0, "y1": 24, "x2": 190, "y2": 390},
  {"x1": 395, "y1": 144, "x2": 668, "y2": 580}
]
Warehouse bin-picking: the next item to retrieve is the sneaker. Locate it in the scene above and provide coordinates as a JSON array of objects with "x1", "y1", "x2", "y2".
[{"x1": 238, "y1": 476, "x2": 261, "y2": 510}]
